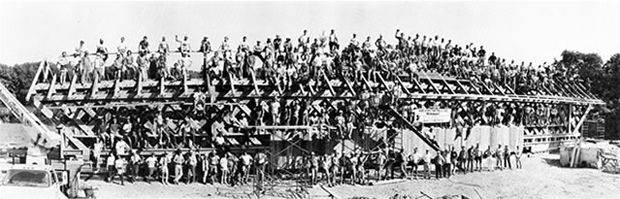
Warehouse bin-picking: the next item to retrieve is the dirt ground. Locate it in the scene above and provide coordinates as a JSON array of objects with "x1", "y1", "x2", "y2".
[{"x1": 88, "y1": 153, "x2": 620, "y2": 199}]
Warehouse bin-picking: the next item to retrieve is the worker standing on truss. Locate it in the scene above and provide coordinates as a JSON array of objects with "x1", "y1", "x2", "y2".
[
  {"x1": 175, "y1": 35, "x2": 192, "y2": 56},
  {"x1": 117, "y1": 37, "x2": 128, "y2": 58}
]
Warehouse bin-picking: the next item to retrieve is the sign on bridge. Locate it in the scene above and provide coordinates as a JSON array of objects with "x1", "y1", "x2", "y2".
[{"x1": 415, "y1": 108, "x2": 452, "y2": 123}]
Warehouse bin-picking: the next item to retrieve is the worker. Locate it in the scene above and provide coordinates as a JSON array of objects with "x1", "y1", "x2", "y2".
[
  {"x1": 515, "y1": 146, "x2": 523, "y2": 169},
  {"x1": 138, "y1": 36, "x2": 149, "y2": 55},
  {"x1": 208, "y1": 151, "x2": 220, "y2": 184},
  {"x1": 112, "y1": 154, "x2": 126, "y2": 186},
  {"x1": 309, "y1": 152, "x2": 319, "y2": 185},
  {"x1": 159, "y1": 152, "x2": 171, "y2": 185},
  {"x1": 172, "y1": 149, "x2": 185, "y2": 184},
  {"x1": 185, "y1": 151, "x2": 197, "y2": 184},
  {"x1": 239, "y1": 151, "x2": 253, "y2": 184},
  {"x1": 145, "y1": 153, "x2": 158, "y2": 184},
  {"x1": 219, "y1": 153, "x2": 229, "y2": 184},
  {"x1": 200, "y1": 153, "x2": 210, "y2": 184},
  {"x1": 422, "y1": 150, "x2": 432, "y2": 179},
  {"x1": 128, "y1": 149, "x2": 142, "y2": 183},
  {"x1": 175, "y1": 35, "x2": 192, "y2": 56}
]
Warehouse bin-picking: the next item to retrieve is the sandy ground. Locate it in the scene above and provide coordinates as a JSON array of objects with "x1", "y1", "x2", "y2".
[{"x1": 88, "y1": 153, "x2": 620, "y2": 199}]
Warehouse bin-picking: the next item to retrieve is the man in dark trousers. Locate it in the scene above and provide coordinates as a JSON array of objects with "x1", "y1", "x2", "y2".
[
  {"x1": 458, "y1": 146, "x2": 467, "y2": 174},
  {"x1": 434, "y1": 151, "x2": 445, "y2": 179},
  {"x1": 467, "y1": 145, "x2": 475, "y2": 172},
  {"x1": 128, "y1": 149, "x2": 142, "y2": 183},
  {"x1": 394, "y1": 149, "x2": 407, "y2": 179},
  {"x1": 503, "y1": 145, "x2": 512, "y2": 169}
]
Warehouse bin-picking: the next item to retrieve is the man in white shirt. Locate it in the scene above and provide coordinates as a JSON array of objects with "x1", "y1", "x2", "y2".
[
  {"x1": 75, "y1": 40, "x2": 85, "y2": 57},
  {"x1": 349, "y1": 34, "x2": 359, "y2": 49},
  {"x1": 158, "y1": 36, "x2": 170, "y2": 56},
  {"x1": 175, "y1": 35, "x2": 192, "y2": 56},
  {"x1": 117, "y1": 37, "x2": 128, "y2": 58},
  {"x1": 298, "y1": 30, "x2": 309, "y2": 47},
  {"x1": 57, "y1": 51, "x2": 71, "y2": 84},
  {"x1": 180, "y1": 54, "x2": 192, "y2": 80},
  {"x1": 422, "y1": 150, "x2": 432, "y2": 179},
  {"x1": 240, "y1": 152, "x2": 253, "y2": 184},
  {"x1": 92, "y1": 53, "x2": 105, "y2": 82},
  {"x1": 145, "y1": 153, "x2": 158, "y2": 183},
  {"x1": 411, "y1": 147, "x2": 421, "y2": 178},
  {"x1": 328, "y1": 29, "x2": 339, "y2": 52},
  {"x1": 115, "y1": 138, "x2": 131, "y2": 156},
  {"x1": 238, "y1": 36, "x2": 250, "y2": 52},
  {"x1": 220, "y1": 36, "x2": 231, "y2": 52}
]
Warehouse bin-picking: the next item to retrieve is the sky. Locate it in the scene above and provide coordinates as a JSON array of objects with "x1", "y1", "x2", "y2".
[{"x1": 1, "y1": 0, "x2": 620, "y2": 69}]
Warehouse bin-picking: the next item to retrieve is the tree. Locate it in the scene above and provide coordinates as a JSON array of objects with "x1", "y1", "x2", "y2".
[{"x1": 0, "y1": 62, "x2": 40, "y2": 103}]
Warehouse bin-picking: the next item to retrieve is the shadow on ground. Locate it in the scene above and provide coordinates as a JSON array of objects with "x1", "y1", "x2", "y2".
[{"x1": 541, "y1": 157, "x2": 562, "y2": 167}]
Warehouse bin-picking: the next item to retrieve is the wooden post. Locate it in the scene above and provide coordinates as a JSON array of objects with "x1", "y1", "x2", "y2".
[
  {"x1": 137, "y1": 72, "x2": 143, "y2": 94},
  {"x1": 250, "y1": 69, "x2": 260, "y2": 95},
  {"x1": 90, "y1": 72, "x2": 99, "y2": 96},
  {"x1": 159, "y1": 77, "x2": 165, "y2": 95},
  {"x1": 321, "y1": 70, "x2": 335, "y2": 96},
  {"x1": 568, "y1": 104, "x2": 572, "y2": 134},
  {"x1": 113, "y1": 79, "x2": 120, "y2": 97},
  {"x1": 571, "y1": 105, "x2": 592, "y2": 135},
  {"x1": 67, "y1": 74, "x2": 77, "y2": 98},
  {"x1": 46, "y1": 75, "x2": 57, "y2": 99},
  {"x1": 182, "y1": 70, "x2": 188, "y2": 93},
  {"x1": 26, "y1": 61, "x2": 46, "y2": 101},
  {"x1": 228, "y1": 72, "x2": 236, "y2": 97},
  {"x1": 57, "y1": 126, "x2": 65, "y2": 160}
]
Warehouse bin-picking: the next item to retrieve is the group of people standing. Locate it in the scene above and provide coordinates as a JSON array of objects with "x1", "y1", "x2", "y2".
[
  {"x1": 102, "y1": 148, "x2": 268, "y2": 187},
  {"x1": 301, "y1": 143, "x2": 523, "y2": 187}
]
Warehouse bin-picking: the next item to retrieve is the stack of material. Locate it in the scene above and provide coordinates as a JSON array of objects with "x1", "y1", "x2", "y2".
[{"x1": 559, "y1": 140, "x2": 620, "y2": 173}]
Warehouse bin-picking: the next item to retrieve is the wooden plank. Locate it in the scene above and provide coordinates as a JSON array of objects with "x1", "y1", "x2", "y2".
[
  {"x1": 82, "y1": 107, "x2": 97, "y2": 118},
  {"x1": 113, "y1": 79, "x2": 120, "y2": 97},
  {"x1": 360, "y1": 75, "x2": 374, "y2": 91},
  {"x1": 439, "y1": 75, "x2": 456, "y2": 94},
  {"x1": 321, "y1": 70, "x2": 335, "y2": 96},
  {"x1": 394, "y1": 75, "x2": 410, "y2": 95},
  {"x1": 489, "y1": 82, "x2": 506, "y2": 95},
  {"x1": 244, "y1": 125, "x2": 316, "y2": 130},
  {"x1": 182, "y1": 70, "x2": 189, "y2": 93},
  {"x1": 250, "y1": 69, "x2": 260, "y2": 95},
  {"x1": 228, "y1": 72, "x2": 236, "y2": 97},
  {"x1": 421, "y1": 72, "x2": 441, "y2": 94},
  {"x1": 410, "y1": 76, "x2": 427, "y2": 94},
  {"x1": 137, "y1": 73, "x2": 143, "y2": 94},
  {"x1": 472, "y1": 76, "x2": 495, "y2": 95},
  {"x1": 26, "y1": 61, "x2": 46, "y2": 101},
  {"x1": 159, "y1": 77, "x2": 165, "y2": 95},
  {"x1": 453, "y1": 79, "x2": 470, "y2": 95},
  {"x1": 571, "y1": 105, "x2": 592, "y2": 135},
  {"x1": 46, "y1": 75, "x2": 57, "y2": 99},
  {"x1": 90, "y1": 73, "x2": 99, "y2": 96},
  {"x1": 67, "y1": 74, "x2": 78, "y2": 98}
]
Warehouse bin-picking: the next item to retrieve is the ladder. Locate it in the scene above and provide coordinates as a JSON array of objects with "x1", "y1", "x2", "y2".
[
  {"x1": 0, "y1": 81, "x2": 60, "y2": 149},
  {"x1": 385, "y1": 106, "x2": 440, "y2": 152}
]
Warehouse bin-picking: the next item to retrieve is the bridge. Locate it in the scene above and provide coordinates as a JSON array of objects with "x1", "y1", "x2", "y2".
[{"x1": 24, "y1": 48, "x2": 604, "y2": 171}]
